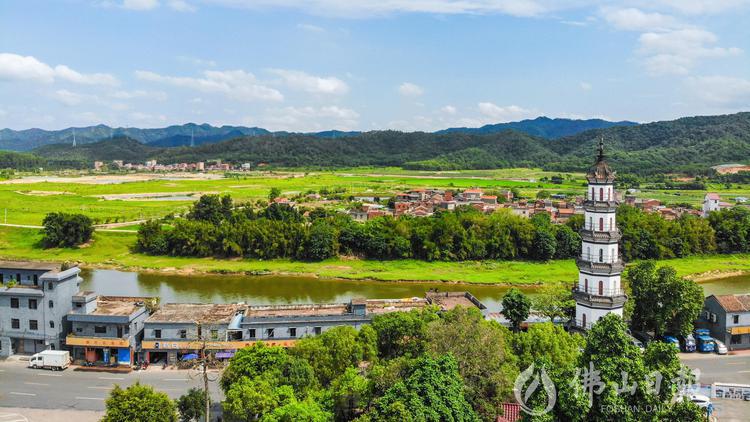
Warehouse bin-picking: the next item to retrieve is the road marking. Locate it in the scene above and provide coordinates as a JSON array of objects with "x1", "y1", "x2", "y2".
[
  {"x1": 75, "y1": 396, "x2": 105, "y2": 401},
  {"x1": 36, "y1": 373, "x2": 62, "y2": 377},
  {"x1": 0, "y1": 413, "x2": 29, "y2": 422},
  {"x1": 23, "y1": 382, "x2": 49, "y2": 386},
  {"x1": 726, "y1": 362, "x2": 744, "y2": 365},
  {"x1": 87, "y1": 386, "x2": 112, "y2": 390},
  {"x1": 737, "y1": 370, "x2": 750, "y2": 373},
  {"x1": 164, "y1": 378, "x2": 188, "y2": 381},
  {"x1": 98, "y1": 376, "x2": 125, "y2": 380},
  {"x1": 9, "y1": 392, "x2": 36, "y2": 396}
]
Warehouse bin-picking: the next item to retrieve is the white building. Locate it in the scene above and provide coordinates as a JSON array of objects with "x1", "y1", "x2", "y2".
[
  {"x1": 573, "y1": 140, "x2": 627, "y2": 329},
  {"x1": 702, "y1": 193, "x2": 721, "y2": 217}
]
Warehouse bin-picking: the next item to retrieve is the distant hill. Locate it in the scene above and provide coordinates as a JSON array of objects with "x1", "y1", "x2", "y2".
[
  {"x1": 22, "y1": 112, "x2": 750, "y2": 174},
  {"x1": 1, "y1": 117, "x2": 634, "y2": 151},
  {"x1": 436, "y1": 116, "x2": 638, "y2": 138}
]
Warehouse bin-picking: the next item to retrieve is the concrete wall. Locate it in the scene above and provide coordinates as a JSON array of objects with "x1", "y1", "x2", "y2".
[
  {"x1": 70, "y1": 310, "x2": 147, "y2": 349},
  {"x1": 143, "y1": 322, "x2": 230, "y2": 341},
  {"x1": 241, "y1": 316, "x2": 369, "y2": 340}
]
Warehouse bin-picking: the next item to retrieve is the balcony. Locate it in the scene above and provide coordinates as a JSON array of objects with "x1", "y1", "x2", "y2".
[
  {"x1": 577, "y1": 258, "x2": 625, "y2": 275},
  {"x1": 580, "y1": 229, "x2": 621, "y2": 243},
  {"x1": 583, "y1": 200, "x2": 618, "y2": 212},
  {"x1": 572, "y1": 286, "x2": 627, "y2": 308}
]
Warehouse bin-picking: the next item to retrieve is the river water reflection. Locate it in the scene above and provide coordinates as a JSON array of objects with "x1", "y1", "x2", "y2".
[{"x1": 79, "y1": 269, "x2": 750, "y2": 313}]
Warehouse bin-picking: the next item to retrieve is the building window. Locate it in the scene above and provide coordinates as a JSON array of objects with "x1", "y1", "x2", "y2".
[
  {"x1": 76, "y1": 327, "x2": 82, "y2": 333},
  {"x1": 582, "y1": 313, "x2": 587, "y2": 328},
  {"x1": 584, "y1": 279, "x2": 588, "y2": 292},
  {"x1": 248, "y1": 329, "x2": 256, "y2": 339},
  {"x1": 33, "y1": 275, "x2": 38, "y2": 286},
  {"x1": 10, "y1": 298, "x2": 19, "y2": 308},
  {"x1": 75, "y1": 303, "x2": 82, "y2": 308},
  {"x1": 0, "y1": 273, "x2": 3, "y2": 282},
  {"x1": 154, "y1": 329, "x2": 162, "y2": 339},
  {"x1": 599, "y1": 187, "x2": 603, "y2": 201},
  {"x1": 16, "y1": 273, "x2": 20, "y2": 282},
  {"x1": 599, "y1": 249, "x2": 604, "y2": 262},
  {"x1": 49, "y1": 321, "x2": 55, "y2": 329},
  {"x1": 598, "y1": 280, "x2": 603, "y2": 296},
  {"x1": 731, "y1": 335, "x2": 742, "y2": 345},
  {"x1": 29, "y1": 320, "x2": 38, "y2": 330},
  {"x1": 289, "y1": 328, "x2": 297, "y2": 337},
  {"x1": 29, "y1": 299, "x2": 38, "y2": 310},
  {"x1": 179, "y1": 330, "x2": 187, "y2": 339},
  {"x1": 48, "y1": 282, "x2": 53, "y2": 290},
  {"x1": 733, "y1": 315, "x2": 740, "y2": 324},
  {"x1": 11, "y1": 319, "x2": 20, "y2": 329},
  {"x1": 95, "y1": 326, "x2": 106, "y2": 334},
  {"x1": 49, "y1": 300, "x2": 54, "y2": 309},
  {"x1": 210, "y1": 330, "x2": 219, "y2": 340},
  {"x1": 266, "y1": 328, "x2": 275, "y2": 338},
  {"x1": 314, "y1": 327, "x2": 322, "y2": 335}
]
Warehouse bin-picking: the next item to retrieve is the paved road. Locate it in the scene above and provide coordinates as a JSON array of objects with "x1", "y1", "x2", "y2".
[
  {"x1": 0, "y1": 361, "x2": 222, "y2": 411},
  {"x1": 680, "y1": 352, "x2": 750, "y2": 385}
]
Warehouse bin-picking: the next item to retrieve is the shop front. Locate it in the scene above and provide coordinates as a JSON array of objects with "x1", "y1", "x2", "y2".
[
  {"x1": 141, "y1": 339, "x2": 296, "y2": 365},
  {"x1": 66, "y1": 335, "x2": 133, "y2": 366}
]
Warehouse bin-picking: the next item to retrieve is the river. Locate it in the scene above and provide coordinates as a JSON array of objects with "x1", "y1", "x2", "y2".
[{"x1": 79, "y1": 270, "x2": 750, "y2": 313}]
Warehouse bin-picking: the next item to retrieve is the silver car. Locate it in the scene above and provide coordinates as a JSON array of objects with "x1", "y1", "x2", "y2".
[{"x1": 713, "y1": 338, "x2": 728, "y2": 355}]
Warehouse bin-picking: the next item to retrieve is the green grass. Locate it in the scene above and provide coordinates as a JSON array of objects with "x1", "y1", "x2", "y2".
[{"x1": 2, "y1": 225, "x2": 748, "y2": 285}]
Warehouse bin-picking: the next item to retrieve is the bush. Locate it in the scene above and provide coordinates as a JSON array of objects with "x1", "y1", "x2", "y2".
[{"x1": 41, "y1": 212, "x2": 93, "y2": 248}]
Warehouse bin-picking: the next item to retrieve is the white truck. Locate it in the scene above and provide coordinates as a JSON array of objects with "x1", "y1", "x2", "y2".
[{"x1": 28, "y1": 350, "x2": 70, "y2": 371}]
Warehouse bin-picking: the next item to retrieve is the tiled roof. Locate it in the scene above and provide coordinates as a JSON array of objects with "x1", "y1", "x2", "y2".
[
  {"x1": 714, "y1": 294, "x2": 750, "y2": 313},
  {"x1": 706, "y1": 193, "x2": 720, "y2": 200},
  {"x1": 498, "y1": 403, "x2": 521, "y2": 422}
]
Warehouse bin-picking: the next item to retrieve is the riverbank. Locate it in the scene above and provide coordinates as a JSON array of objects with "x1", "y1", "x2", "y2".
[{"x1": 1, "y1": 226, "x2": 749, "y2": 285}]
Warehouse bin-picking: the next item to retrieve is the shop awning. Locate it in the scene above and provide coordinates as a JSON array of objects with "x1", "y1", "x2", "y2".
[
  {"x1": 215, "y1": 352, "x2": 235, "y2": 359},
  {"x1": 730, "y1": 326, "x2": 750, "y2": 335},
  {"x1": 181, "y1": 353, "x2": 199, "y2": 361}
]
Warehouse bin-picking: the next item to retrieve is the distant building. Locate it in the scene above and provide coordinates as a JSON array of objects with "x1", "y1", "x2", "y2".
[
  {"x1": 93, "y1": 161, "x2": 104, "y2": 171},
  {"x1": 703, "y1": 193, "x2": 721, "y2": 217},
  {"x1": 701, "y1": 294, "x2": 750, "y2": 350},
  {"x1": 0, "y1": 261, "x2": 81, "y2": 356}
]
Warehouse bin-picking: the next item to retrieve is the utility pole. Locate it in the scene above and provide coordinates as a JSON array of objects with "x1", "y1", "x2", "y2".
[{"x1": 189, "y1": 323, "x2": 219, "y2": 422}]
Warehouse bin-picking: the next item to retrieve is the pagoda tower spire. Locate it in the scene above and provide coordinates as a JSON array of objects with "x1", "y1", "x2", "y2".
[{"x1": 573, "y1": 139, "x2": 627, "y2": 329}]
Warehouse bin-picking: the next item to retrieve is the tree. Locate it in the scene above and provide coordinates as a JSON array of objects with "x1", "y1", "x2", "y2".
[
  {"x1": 176, "y1": 388, "x2": 206, "y2": 422},
  {"x1": 512, "y1": 322, "x2": 583, "y2": 370},
  {"x1": 299, "y1": 220, "x2": 338, "y2": 261},
  {"x1": 536, "y1": 190, "x2": 551, "y2": 199},
  {"x1": 553, "y1": 225, "x2": 580, "y2": 259},
  {"x1": 371, "y1": 307, "x2": 439, "y2": 359},
  {"x1": 136, "y1": 219, "x2": 167, "y2": 254},
  {"x1": 501, "y1": 288, "x2": 531, "y2": 332},
  {"x1": 531, "y1": 229, "x2": 556, "y2": 261},
  {"x1": 222, "y1": 376, "x2": 296, "y2": 421},
  {"x1": 261, "y1": 399, "x2": 331, "y2": 422},
  {"x1": 426, "y1": 306, "x2": 518, "y2": 421},
  {"x1": 188, "y1": 194, "x2": 232, "y2": 224},
  {"x1": 365, "y1": 354, "x2": 480, "y2": 422},
  {"x1": 103, "y1": 383, "x2": 177, "y2": 422},
  {"x1": 330, "y1": 367, "x2": 370, "y2": 421},
  {"x1": 628, "y1": 261, "x2": 704, "y2": 336},
  {"x1": 269, "y1": 187, "x2": 282, "y2": 202},
  {"x1": 221, "y1": 343, "x2": 316, "y2": 395},
  {"x1": 660, "y1": 398, "x2": 706, "y2": 421},
  {"x1": 41, "y1": 212, "x2": 93, "y2": 248},
  {"x1": 531, "y1": 286, "x2": 575, "y2": 322}
]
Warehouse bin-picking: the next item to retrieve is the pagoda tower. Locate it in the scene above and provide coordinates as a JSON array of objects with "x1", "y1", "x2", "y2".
[{"x1": 573, "y1": 139, "x2": 627, "y2": 329}]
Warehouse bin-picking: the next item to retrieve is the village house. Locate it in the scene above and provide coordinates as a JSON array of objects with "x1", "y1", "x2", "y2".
[{"x1": 700, "y1": 294, "x2": 750, "y2": 351}]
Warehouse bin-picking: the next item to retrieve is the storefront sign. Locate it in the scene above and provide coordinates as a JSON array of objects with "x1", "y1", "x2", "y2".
[
  {"x1": 66, "y1": 335, "x2": 129, "y2": 348},
  {"x1": 142, "y1": 339, "x2": 297, "y2": 350}
]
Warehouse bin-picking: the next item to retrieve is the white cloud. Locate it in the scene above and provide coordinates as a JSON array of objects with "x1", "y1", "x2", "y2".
[
  {"x1": 205, "y1": 0, "x2": 551, "y2": 17},
  {"x1": 297, "y1": 23, "x2": 325, "y2": 32},
  {"x1": 601, "y1": 8, "x2": 681, "y2": 32},
  {"x1": 135, "y1": 69, "x2": 284, "y2": 101},
  {"x1": 637, "y1": 29, "x2": 741, "y2": 75},
  {"x1": 398, "y1": 82, "x2": 424, "y2": 97},
  {"x1": 580, "y1": 81, "x2": 592, "y2": 91},
  {"x1": 167, "y1": 0, "x2": 195, "y2": 11},
  {"x1": 256, "y1": 105, "x2": 359, "y2": 131},
  {"x1": 650, "y1": 0, "x2": 750, "y2": 15},
  {"x1": 54, "y1": 89, "x2": 90, "y2": 106},
  {"x1": 111, "y1": 89, "x2": 168, "y2": 101},
  {"x1": 685, "y1": 75, "x2": 750, "y2": 106},
  {"x1": 122, "y1": 0, "x2": 159, "y2": 10},
  {"x1": 269, "y1": 69, "x2": 349, "y2": 95},
  {"x1": 0, "y1": 53, "x2": 118, "y2": 86},
  {"x1": 130, "y1": 111, "x2": 168, "y2": 124},
  {"x1": 441, "y1": 105, "x2": 457, "y2": 114},
  {"x1": 176, "y1": 55, "x2": 216, "y2": 67},
  {"x1": 477, "y1": 102, "x2": 533, "y2": 122}
]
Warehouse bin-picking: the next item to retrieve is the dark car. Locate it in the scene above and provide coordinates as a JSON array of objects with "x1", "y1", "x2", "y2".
[
  {"x1": 632, "y1": 331, "x2": 653, "y2": 345},
  {"x1": 678, "y1": 334, "x2": 696, "y2": 352}
]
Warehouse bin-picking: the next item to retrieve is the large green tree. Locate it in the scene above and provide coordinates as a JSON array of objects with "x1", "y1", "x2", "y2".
[
  {"x1": 501, "y1": 288, "x2": 531, "y2": 332},
  {"x1": 426, "y1": 306, "x2": 519, "y2": 421},
  {"x1": 41, "y1": 212, "x2": 93, "y2": 248},
  {"x1": 103, "y1": 383, "x2": 177, "y2": 422},
  {"x1": 176, "y1": 388, "x2": 206, "y2": 422},
  {"x1": 628, "y1": 261, "x2": 704, "y2": 336},
  {"x1": 371, "y1": 307, "x2": 439, "y2": 359},
  {"x1": 512, "y1": 322, "x2": 584, "y2": 370}
]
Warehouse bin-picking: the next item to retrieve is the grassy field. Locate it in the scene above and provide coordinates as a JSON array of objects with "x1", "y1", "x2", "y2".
[
  {"x1": 0, "y1": 168, "x2": 584, "y2": 225},
  {"x1": 2, "y1": 225, "x2": 748, "y2": 285}
]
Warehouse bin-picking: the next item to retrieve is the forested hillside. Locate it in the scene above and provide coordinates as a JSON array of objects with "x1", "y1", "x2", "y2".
[
  {"x1": 437, "y1": 116, "x2": 637, "y2": 138},
  {"x1": 21, "y1": 112, "x2": 750, "y2": 174}
]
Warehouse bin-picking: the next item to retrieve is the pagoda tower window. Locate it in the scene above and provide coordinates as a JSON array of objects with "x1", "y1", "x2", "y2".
[{"x1": 598, "y1": 280, "x2": 603, "y2": 295}]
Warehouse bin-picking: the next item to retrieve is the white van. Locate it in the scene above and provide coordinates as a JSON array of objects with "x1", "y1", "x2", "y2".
[{"x1": 28, "y1": 350, "x2": 70, "y2": 371}]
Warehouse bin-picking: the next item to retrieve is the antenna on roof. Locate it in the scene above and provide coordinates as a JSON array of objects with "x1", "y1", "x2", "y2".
[
  {"x1": 190, "y1": 127, "x2": 195, "y2": 147},
  {"x1": 72, "y1": 128, "x2": 77, "y2": 147}
]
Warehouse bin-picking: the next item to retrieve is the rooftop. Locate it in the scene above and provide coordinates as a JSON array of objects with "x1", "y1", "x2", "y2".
[
  {"x1": 713, "y1": 294, "x2": 750, "y2": 313},
  {"x1": 426, "y1": 291, "x2": 483, "y2": 311},
  {"x1": 147, "y1": 303, "x2": 245, "y2": 324},
  {"x1": 0, "y1": 260, "x2": 60, "y2": 272},
  {"x1": 88, "y1": 298, "x2": 146, "y2": 316},
  {"x1": 246, "y1": 303, "x2": 349, "y2": 318},
  {"x1": 365, "y1": 298, "x2": 429, "y2": 314}
]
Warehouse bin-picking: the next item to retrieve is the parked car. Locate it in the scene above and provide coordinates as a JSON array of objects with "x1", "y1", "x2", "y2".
[
  {"x1": 660, "y1": 335, "x2": 680, "y2": 350},
  {"x1": 688, "y1": 394, "x2": 712, "y2": 409},
  {"x1": 713, "y1": 339, "x2": 728, "y2": 355},
  {"x1": 694, "y1": 328, "x2": 711, "y2": 338},
  {"x1": 629, "y1": 335, "x2": 645, "y2": 351},
  {"x1": 696, "y1": 335, "x2": 716, "y2": 353},
  {"x1": 28, "y1": 350, "x2": 70, "y2": 371},
  {"x1": 632, "y1": 331, "x2": 653, "y2": 345},
  {"x1": 678, "y1": 334, "x2": 696, "y2": 352}
]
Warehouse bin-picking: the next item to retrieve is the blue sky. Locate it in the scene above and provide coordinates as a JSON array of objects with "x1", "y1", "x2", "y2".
[{"x1": 1, "y1": 0, "x2": 748, "y2": 131}]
